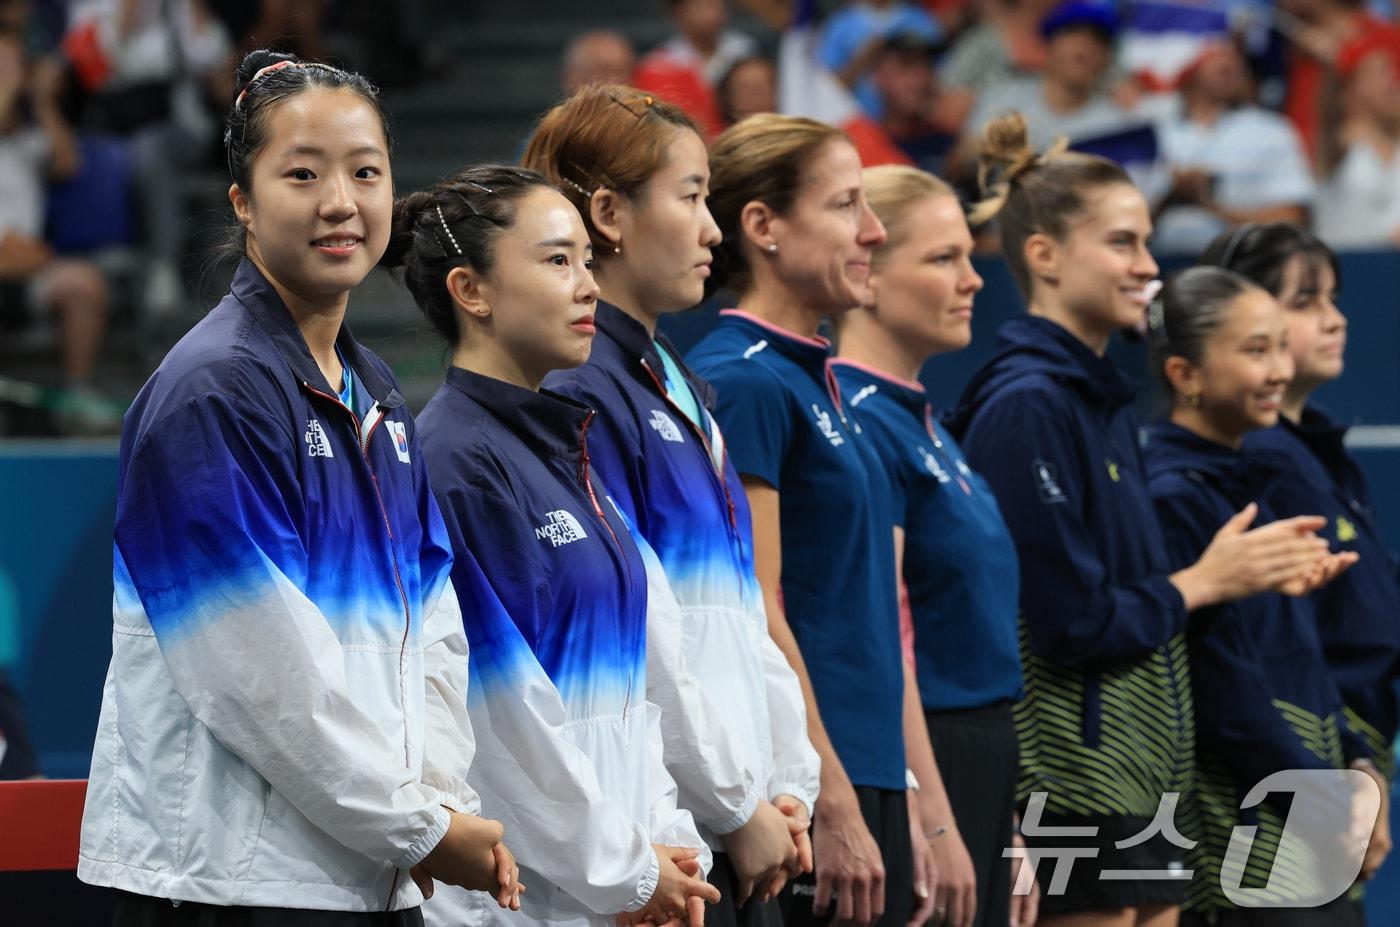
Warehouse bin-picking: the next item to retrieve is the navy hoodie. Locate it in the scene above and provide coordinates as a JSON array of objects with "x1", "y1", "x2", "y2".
[
  {"x1": 1144, "y1": 420, "x2": 1361, "y2": 911},
  {"x1": 1246, "y1": 407, "x2": 1400, "y2": 779},
  {"x1": 943, "y1": 315, "x2": 1192, "y2": 818}
]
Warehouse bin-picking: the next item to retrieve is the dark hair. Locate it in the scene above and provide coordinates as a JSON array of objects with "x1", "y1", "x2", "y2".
[
  {"x1": 715, "y1": 56, "x2": 775, "y2": 127},
  {"x1": 522, "y1": 84, "x2": 696, "y2": 261},
  {"x1": 221, "y1": 49, "x2": 390, "y2": 252},
  {"x1": 1198, "y1": 223, "x2": 1341, "y2": 304},
  {"x1": 1148, "y1": 266, "x2": 1261, "y2": 395},
  {"x1": 707, "y1": 113, "x2": 848, "y2": 296},
  {"x1": 381, "y1": 164, "x2": 555, "y2": 347},
  {"x1": 970, "y1": 112, "x2": 1132, "y2": 297}
]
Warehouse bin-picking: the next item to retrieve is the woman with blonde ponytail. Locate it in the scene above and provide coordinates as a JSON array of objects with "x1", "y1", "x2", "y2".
[{"x1": 940, "y1": 113, "x2": 1336, "y2": 927}]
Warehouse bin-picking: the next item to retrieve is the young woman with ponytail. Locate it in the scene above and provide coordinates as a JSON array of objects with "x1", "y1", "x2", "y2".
[
  {"x1": 521, "y1": 84, "x2": 820, "y2": 927},
  {"x1": 1141, "y1": 267, "x2": 1370, "y2": 926},
  {"x1": 78, "y1": 50, "x2": 518, "y2": 924},
  {"x1": 941, "y1": 112, "x2": 1336, "y2": 927},
  {"x1": 387, "y1": 165, "x2": 720, "y2": 927}
]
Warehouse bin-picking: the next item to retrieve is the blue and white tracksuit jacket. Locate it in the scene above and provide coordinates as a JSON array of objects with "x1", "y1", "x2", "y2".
[
  {"x1": 78, "y1": 259, "x2": 479, "y2": 912},
  {"x1": 417, "y1": 366, "x2": 706, "y2": 927},
  {"x1": 545, "y1": 301, "x2": 821, "y2": 847}
]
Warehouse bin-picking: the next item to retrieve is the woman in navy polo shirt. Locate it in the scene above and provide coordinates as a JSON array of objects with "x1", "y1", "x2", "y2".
[
  {"x1": 832, "y1": 165, "x2": 1033, "y2": 927},
  {"x1": 394, "y1": 166, "x2": 720, "y2": 927},
  {"x1": 523, "y1": 84, "x2": 821, "y2": 926},
  {"x1": 689, "y1": 114, "x2": 917, "y2": 927},
  {"x1": 1205, "y1": 225, "x2": 1400, "y2": 820}
]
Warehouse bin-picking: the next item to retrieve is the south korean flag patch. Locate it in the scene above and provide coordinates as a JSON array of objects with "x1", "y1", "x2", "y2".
[{"x1": 386, "y1": 421, "x2": 412, "y2": 463}]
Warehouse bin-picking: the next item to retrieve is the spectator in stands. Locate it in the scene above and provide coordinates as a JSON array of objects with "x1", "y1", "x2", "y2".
[
  {"x1": 62, "y1": 0, "x2": 234, "y2": 318},
  {"x1": 716, "y1": 54, "x2": 776, "y2": 125},
  {"x1": 870, "y1": 31, "x2": 957, "y2": 173},
  {"x1": 818, "y1": 0, "x2": 942, "y2": 119},
  {"x1": 1152, "y1": 40, "x2": 1313, "y2": 256},
  {"x1": 1315, "y1": 34, "x2": 1400, "y2": 247},
  {"x1": 1281, "y1": 0, "x2": 1400, "y2": 161},
  {"x1": 964, "y1": 2, "x2": 1143, "y2": 152},
  {"x1": 634, "y1": 0, "x2": 759, "y2": 136},
  {"x1": 206, "y1": 0, "x2": 325, "y2": 60},
  {"x1": 0, "y1": 31, "x2": 114, "y2": 432},
  {"x1": 938, "y1": 0, "x2": 1059, "y2": 129},
  {"x1": 561, "y1": 29, "x2": 636, "y2": 95}
]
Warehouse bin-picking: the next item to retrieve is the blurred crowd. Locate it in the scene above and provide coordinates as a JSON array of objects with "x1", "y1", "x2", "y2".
[{"x1": 4, "y1": 0, "x2": 1400, "y2": 439}]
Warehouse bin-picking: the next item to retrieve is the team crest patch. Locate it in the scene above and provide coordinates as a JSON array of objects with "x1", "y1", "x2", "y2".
[
  {"x1": 1336, "y1": 516, "x2": 1358, "y2": 543},
  {"x1": 305, "y1": 419, "x2": 334, "y2": 458},
  {"x1": 386, "y1": 421, "x2": 412, "y2": 463},
  {"x1": 536, "y1": 510, "x2": 588, "y2": 547},
  {"x1": 1033, "y1": 459, "x2": 1066, "y2": 504},
  {"x1": 649, "y1": 409, "x2": 685, "y2": 443}
]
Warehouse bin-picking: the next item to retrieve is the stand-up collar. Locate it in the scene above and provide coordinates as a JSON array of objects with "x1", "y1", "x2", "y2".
[
  {"x1": 443, "y1": 365, "x2": 592, "y2": 462},
  {"x1": 230, "y1": 257, "x2": 402, "y2": 409},
  {"x1": 719, "y1": 309, "x2": 831, "y2": 372},
  {"x1": 595, "y1": 300, "x2": 718, "y2": 408},
  {"x1": 830, "y1": 358, "x2": 927, "y2": 415}
]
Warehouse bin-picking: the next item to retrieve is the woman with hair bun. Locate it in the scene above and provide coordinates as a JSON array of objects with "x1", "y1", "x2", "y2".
[
  {"x1": 688, "y1": 113, "x2": 923, "y2": 927},
  {"x1": 832, "y1": 164, "x2": 1037, "y2": 927},
  {"x1": 941, "y1": 113, "x2": 1335, "y2": 927},
  {"x1": 523, "y1": 83, "x2": 820, "y2": 927},
  {"x1": 1204, "y1": 223, "x2": 1400, "y2": 889},
  {"x1": 1141, "y1": 266, "x2": 1369, "y2": 926},
  {"x1": 395, "y1": 164, "x2": 720, "y2": 927},
  {"x1": 78, "y1": 50, "x2": 519, "y2": 924}
]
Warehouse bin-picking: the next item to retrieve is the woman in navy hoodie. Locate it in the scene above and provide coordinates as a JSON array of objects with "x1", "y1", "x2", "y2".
[
  {"x1": 1142, "y1": 266, "x2": 1374, "y2": 925},
  {"x1": 1202, "y1": 225, "x2": 1399, "y2": 880},
  {"x1": 942, "y1": 113, "x2": 1335, "y2": 927},
  {"x1": 398, "y1": 166, "x2": 720, "y2": 927}
]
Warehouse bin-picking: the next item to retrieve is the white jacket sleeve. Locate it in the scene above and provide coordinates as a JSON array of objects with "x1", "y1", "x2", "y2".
[
  {"x1": 114, "y1": 399, "x2": 451, "y2": 869},
  {"x1": 630, "y1": 519, "x2": 764, "y2": 835},
  {"x1": 419, "y1": 579, "x2": 480, "y2": 815},
  {"x1": 756, "y1": 623, "x2": 821, "y2": 815},
  {"x1": 646, "y1": 701, "x2": 713, "y2": 879}
]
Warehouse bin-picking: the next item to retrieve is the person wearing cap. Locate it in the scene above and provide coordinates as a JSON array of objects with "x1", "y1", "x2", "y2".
[
  {"x1": 818, "y1": 0, "x2": 944, "y2": 119},
  {"x1": 962, "y1": 1, "x2": 1167, "y2": 175},
  {"x1": 870, "y1": 31, "x2": 960, "y2": 174},
  {"x1": 1150, "y1": 39, "x2": 1313, "y2": 256}
]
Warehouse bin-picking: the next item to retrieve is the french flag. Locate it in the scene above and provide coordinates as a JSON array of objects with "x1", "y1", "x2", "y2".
[{"x1": 1120, "y1": 0, "x2": 1234, "y2": 91}]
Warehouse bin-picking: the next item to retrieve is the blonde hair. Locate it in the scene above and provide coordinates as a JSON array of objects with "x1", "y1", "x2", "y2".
[
  {"x1": 862, "y1": 165, "x2": 955, "y2": 266},
  {"x1": 970, "y1": 112, "x2": 1131, "y2": 296},
  {"x1": 707, "y1": 113, "x2": 847, "y2": 295}
]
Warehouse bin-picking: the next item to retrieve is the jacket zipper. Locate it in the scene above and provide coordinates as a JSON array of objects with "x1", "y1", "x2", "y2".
[
  {"x1": 579, "y1": 411, "x2": 635, "y2": 716},
  {"x1": 639, "y1": 358, "x2": 740, "y2": 533},
  {"x1": 300, "y1": 382, "x2": 415, "y2": 910}
]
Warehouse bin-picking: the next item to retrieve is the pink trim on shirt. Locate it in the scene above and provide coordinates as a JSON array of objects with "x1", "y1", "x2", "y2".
[
  {"x1": 828, "y1": 357, "x2": 926, "y2": 394},
  {"x1": 720, "y1": 309, "x2": 831, "y2": 349}
]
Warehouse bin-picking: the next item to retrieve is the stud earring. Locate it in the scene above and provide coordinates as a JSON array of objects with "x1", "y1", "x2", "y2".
[{"x1": 766, "y1": 243, "x2": 778, "y2": 254}]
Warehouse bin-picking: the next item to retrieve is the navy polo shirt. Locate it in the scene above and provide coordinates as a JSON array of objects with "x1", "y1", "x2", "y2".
[
  {"x1": 687, "y1": 310, "x2": 905, "y2": 791},
  {"x1": 833, "y1": 360, "x2": 1023, "y2": 713}
]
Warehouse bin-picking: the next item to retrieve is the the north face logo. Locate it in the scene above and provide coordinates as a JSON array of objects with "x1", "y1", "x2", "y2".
[
  {"x1": 649, "y1": 409, "x2": 685, "y2": 443},
  {"x1": 812, "y1": 404, "x2": 845, "y2": 447},
  {"x1": 535, "y1": 510, "x2": 588, "y2": 547},
  {"x1": 305, "y1": 419, "x2": 334, "y2": 458}
]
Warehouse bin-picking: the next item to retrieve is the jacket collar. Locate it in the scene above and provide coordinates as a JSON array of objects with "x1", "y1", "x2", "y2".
[
  {"x1": 231, "y1": 258, "x2": 403, "y2": 409},
  {"x1": 1145, "y1": 419, "x2": 1284, "y2": 498},
  {"x1": 443, "y1": 365, "x2": 592, "y2": 462},
  {"x1": 718, "y1": 309, "x2": 832, "y2": 374},
  {"x1": 595, "y1": 300, "x2": 717, "y2": 408}
]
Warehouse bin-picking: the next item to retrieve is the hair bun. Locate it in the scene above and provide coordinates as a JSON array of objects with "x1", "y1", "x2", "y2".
[{"x1": 234, "y1": 49, "x2": 299, "y2": 99}]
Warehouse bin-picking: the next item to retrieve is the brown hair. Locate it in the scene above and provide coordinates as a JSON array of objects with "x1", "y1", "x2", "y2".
[
  {"x1": 862, "y1": 165, "x2": 955, "y2": 267},
  {"x1": 970, "y1": 112, "x2": 1132, "y2": 296},
  {"x1": 707, "y1": 113, "x2": 847, "y2": 295},
  {"x1": 522, "y1": 84, "x2": 696, "y2": 261}
]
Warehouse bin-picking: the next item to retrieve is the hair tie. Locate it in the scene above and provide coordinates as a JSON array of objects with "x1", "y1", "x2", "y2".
[{"x1": 436, "y1": 205, "x2": 462, "y2": 256}]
